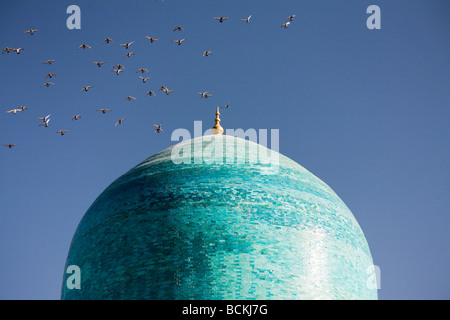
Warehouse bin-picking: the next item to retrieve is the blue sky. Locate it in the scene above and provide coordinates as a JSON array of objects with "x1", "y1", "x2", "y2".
[{"x1": 0, "y1": 0, "x2": 449, "y2": 299}]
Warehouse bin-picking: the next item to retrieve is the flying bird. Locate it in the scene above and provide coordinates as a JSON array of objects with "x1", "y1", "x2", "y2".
[
  {"x1": 96, "y1": 108, "x2": 111, "y2": 114},
  {"x1": 56, "y1": 130, "x2": 69, "y2": 136},
  {"x1": 123, "y1": 52, "x2": 135, "y2": 58},
  {"x1": 115, "y1": 118, "x2": 126, "y2": 126},
  {"x1": 2, "y1": 47, "x2": 13, "y2": 54},
  {"x1": 38, "y1": 114, "x2": 51, "y2": 122},
  {"x1": 3, "y1": 144, "x2": 16, "y2": 148},
  {"x1": 241, "y1": 15, "x2": 252, "y2": 23},
  {"x1": 281, "y1": 21, "x2": 291, "y2": 28},
  {"x1": 24, "y1": 29, "x2": 39, "y2": 35},
  {"x1": 139, "y1": 76, "x2": 150, "y2": 83},
  {"x1": 172, "y1": 39, "x2": 185, "y2": 46},
  {"x1": 41, "y1": 82, "x2": 55, "y2": 87},
  {"x1": 120, "y1": 41, "x2": 134, "y2": 49},
  {"x1": 13, "y1": 48, "x2": 24, "y2": 54},
  {"x1": 145, "y1": 36, "x2": 159, "y2": 43},
  {"x1": 203, "y1": 50, "x2": 213, "y2": 56},
  {"x1": 6, "y1": 109, "x2": 22, "y2": 115},
  {"x1": 197, "y1": 91, "x2": 212, "y2": 98},
  {"x1": 78, "y1": 44, "x2": 91, "y2": 49},
  {"x1": 45, "y1": 72, "x2": 56, "y2": 78},
  {"x1": 214, "y1": 17, "x2": 229, "y2": 23},
  {"x1": 103, "y1": 37, "x2": 113, "y2": 44},
  {"x1": 220, "y1": 104, "x2": 230, "y2": 109},
  {"x1": 173, "y1": 26, "x2": 183, "y2": 31},
  {"x1": 124, "y1": 96, "x2": 136, "y2": 101},
  {"x1": 80, "y1": 85, "x2": 93, "y2": 92},
  {"x1": 112, "y1": 69, "x2": 124, "y2": 75},
  {"x1": 146, "y1": 90, "x2": 156, "y2": 96},
  {"x1": 160, "y1": 86, "x2": 174, "y2": 95},
  {"x1": 72, "y1": 114, "x2": 81, "y2": 121},
  {"x1": 114, "y1": 64, "x2": 125, "y2": 70},
  {"x1": 286, "y1": 14, "x2": 296, "y2": 21},
  {"x1": 153, "y1": 123, "x2": 163, "y2": 133},
  {"x1": 93, "y1": 61, "x2": 106, "y2": 67},
  {"x1": 39, "y1": 118, "x2": 51, "y2": 127},
  {"x1": 17, "y1": 106, "x2": 28, "y2": 111},
  {"x1": 42, "y1": 59, "x2": 56, "y2": 64},
  {"x1": 136, "y1": 68, "x2": 149, "y2": 73}
]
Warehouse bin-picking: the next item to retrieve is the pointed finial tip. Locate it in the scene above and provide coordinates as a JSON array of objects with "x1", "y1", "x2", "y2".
[{"x1": 212, "y1": 106, "x2": 224, "y2": 135}]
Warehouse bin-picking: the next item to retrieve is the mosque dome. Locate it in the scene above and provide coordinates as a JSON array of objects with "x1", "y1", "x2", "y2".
[{"x1": 61, "y1": 131, "x2": 377, "y2": 300}]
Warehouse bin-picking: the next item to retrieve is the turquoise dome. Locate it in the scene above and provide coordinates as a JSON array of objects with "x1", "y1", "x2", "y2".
[{"x1": 61, "y1": 135, "x2": 377, "y2": 300}]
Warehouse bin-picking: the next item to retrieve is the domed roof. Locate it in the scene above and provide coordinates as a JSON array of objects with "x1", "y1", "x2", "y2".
[{"x1": 61, "y1": 134, "x2": 377, "y2": 300}]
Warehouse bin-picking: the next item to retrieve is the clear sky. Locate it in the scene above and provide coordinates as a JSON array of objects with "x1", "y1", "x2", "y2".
[{"x1": 0, "y1": 0, "x2": 449, "y2": 300}]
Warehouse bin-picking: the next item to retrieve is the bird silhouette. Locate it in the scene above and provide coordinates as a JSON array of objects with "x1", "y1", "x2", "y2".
[
  {"x1": 115, "y1": 118, "x2": 126, "y2": 126},
  {"x1": 3, "y1": 144, "x2": 16, "y2": 148},
  {"x1": 56, "y1": 130, "x2": 69, "y2": 136},
  {"x1": 42, "y1": 59, "x2": 56, "y2": 64},
  {"x1": 24, "y1": 29, "x2": 39, "y2": 35},
  {"x1": 145, "y1": 36, "x2": 159, "y2": 43},
  {"x1": 214, "y1": 17, "x2": 229, "y2": 23},
  {"x1": 172, "y1": 39, "x2": 186, "y2": 46},
  {"x1": 241, "y1": 15, "x2": 252, "y2": 23},
  {"x1": 120, "y1": 41, "x2": 134, "y2": 49}
]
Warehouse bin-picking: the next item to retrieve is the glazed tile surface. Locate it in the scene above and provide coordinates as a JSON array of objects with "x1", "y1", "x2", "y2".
[{"x1": 61, "y1": 135, "x2": 377, "y2": 300}]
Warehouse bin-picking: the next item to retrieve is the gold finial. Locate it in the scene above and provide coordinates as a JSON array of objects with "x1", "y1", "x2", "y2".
[{"x1": 211, "y1": 106, "x2": 224, "y2": 135}]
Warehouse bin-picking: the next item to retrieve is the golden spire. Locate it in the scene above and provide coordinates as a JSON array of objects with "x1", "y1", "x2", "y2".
[{"x1": 211, "y1": 106, "x2": 224, "y2": 135}]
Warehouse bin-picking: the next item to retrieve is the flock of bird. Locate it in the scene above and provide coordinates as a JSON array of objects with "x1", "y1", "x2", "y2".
[{"x1": 2, "y1": 14, "x2": 297, "y2": 149}]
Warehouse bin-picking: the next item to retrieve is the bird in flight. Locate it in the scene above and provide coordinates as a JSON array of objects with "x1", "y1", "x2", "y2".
[
  {"x1": 123, "y1": 52, "x2": 135, "y2": 58},
  {"x1": 6, "y1": 109, "x2": 22, "y2": 115},
  {"x1": 93, "y1": 61, "x2": 106, "y2": 67},
  {"x1": 203, "y1": 50, "x2": 213, "y2": 56},
  {"x1": 172, "y1": 39, "x2": 186, "y2": 46},
  {"x1": 96, "y1": 108, "x2": 111, "y2": 114},
  {"x1": 42, "y1": 59, "x2": 56, "y2": 64},
  {"x1": 45, "y1": 72, "x2": 56, "y2": 78},
  {"x1": 286, "y1": 14, "x2": 296, "y2": 21},
  {"x1": 153, "y1": 123, "x2": 163, "y2": 133},
  {"x1": 220, "y1": 104, "x2": 230, "y2": 109},
  {"x1": 120, "y1": 41, "x2": 134, "y2": 49},
  {"x1": 24, "y1": 29, "x2": 39, "y2": 35},
  {"x1": 115, "y1": 118, "x2": 126, "y2": 126},
  {"x1": 13, "y1": 48, "x2": 24, "y2": 54},
  {"x1": 146, "y1": 90, "x2": 156, "y2": 96},
  {"x1": 281, "y1": 21, "x2": 291, "y2": 28},
  {"x1": 78, "y1": 44, "x2": 91, "y2": 49},
  {"x1": 197, "y1": 91, "x2": 212, "y2": 99},
  {"x1": 72, "y1": 114, "x2": 81, "y2": 121},
  {"x1": 241, "y1": 15, "x2": 252, "y2": 23},
  {"x1": 124, "y1": 96, "x2": 136, "y2": 101},
  {"x1": 160, "y1": 86, "x2": 174, "y2": 95},
  {"x1": 56, "y1": 130, "x2": 69, "y2": 136},
  {"x1": 173, "y1": 26, "x2": 183, "y2": 31},
  {"x1": 41, "y1": 82, "x2": 55, "y2": 87},
  {"x1": 17, "y1": 106, "x2": 28, "y2": 111},
  {"x1": 139, "y1": 76, "x2": 150, "y2": 83},
  {"x1": 112, "y1": 69, "x2": 124, "y2": 75},
  {"x1": 145, "y1": 36, "x2": 159, "y2": 43},
  {"x1": 136, "y1": 68, "x2": 149, "y2": 73},
  {"x1": 3, "y1": 144, "x2": 16, "y2": 148},
  {"x1": 80, "y1": 85, "x2": 93, "y2": 92},
  {"x1": 38, "y1": 114, "x2": 51, "y2": 122},
  {"x1": 114, "y1": 64, "x2": 125, "y2": 70},
  {"x1": 214, "y1": 17, "x2": 229, "y2": 23},
  {"x1": 2, "y1": 47, "x2": 14, "y2": 54},
  {"x1": 103, "y1": 37, "x2": 113, "y2": 44},
  {"x1": 39, "y1": 118, "x2": 51, "y2": 127}
]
